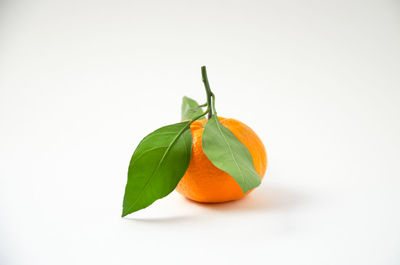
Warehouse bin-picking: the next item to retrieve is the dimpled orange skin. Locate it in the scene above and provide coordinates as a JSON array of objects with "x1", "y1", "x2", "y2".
[{"x1": 176, "y1": 117, "x2": 267, "y2": 203}]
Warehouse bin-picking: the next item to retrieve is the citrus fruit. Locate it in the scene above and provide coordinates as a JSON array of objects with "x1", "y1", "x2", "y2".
[{"x1": 176, "y1": 117, "x2": 267, "y2": 202}]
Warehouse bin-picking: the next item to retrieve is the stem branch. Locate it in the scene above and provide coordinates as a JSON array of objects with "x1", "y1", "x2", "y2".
[
  {"x1": 190, "y1": 109, "x2": 210, "y2": 123},
  {"x1": 201, "y1": 66, "x2": 214, "y2": 119}
]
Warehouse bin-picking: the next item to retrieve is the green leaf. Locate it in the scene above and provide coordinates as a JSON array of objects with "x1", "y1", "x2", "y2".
[
  {"x1": 202, "y1": 116, "x2": 261, "y2": 193},
  {"x1": 122, "y1": 121, "x2": 192, "y2": 216},
  {"x1": 181, "y1": 96, "x2": 205, "y2": 121}
]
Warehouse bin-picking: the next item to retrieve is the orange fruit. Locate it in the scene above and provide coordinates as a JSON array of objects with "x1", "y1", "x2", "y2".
[{"x1": 176, "y1": 117, "x2": 267, "y2": 202}]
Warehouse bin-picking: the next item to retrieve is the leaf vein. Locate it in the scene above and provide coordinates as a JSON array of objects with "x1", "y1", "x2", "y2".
[
  {"x1": 214, "y1": 118, "x2": 248, "y2": 189},
  {"x1": 124, "y1": 122, "x2": 191, "y2": 214}
]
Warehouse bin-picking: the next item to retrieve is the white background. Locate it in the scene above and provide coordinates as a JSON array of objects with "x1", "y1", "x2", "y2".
[{"x1": 1, "y1": 0, "x2": 399, "y2": 264}]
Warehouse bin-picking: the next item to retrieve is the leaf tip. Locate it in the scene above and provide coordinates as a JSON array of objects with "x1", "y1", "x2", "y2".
[{"x1": 121, "y1": 207, "x2": 130, "y2": 218}]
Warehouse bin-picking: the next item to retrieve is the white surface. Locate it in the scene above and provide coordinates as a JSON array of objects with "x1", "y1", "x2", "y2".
[{"x1": 1, "y1": 0, "x2": 400, "y2": 264}]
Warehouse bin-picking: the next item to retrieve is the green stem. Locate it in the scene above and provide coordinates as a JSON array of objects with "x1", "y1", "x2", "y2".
[
  {"x1": 201, "y1": 66, "x2": 214, "y2": 119},
  {"x1": 190, "y1": 109, "x2": 210, "y2": 123},
  {"x1": 211, "y1": 93, "x2": 217, "y2": 115}
]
